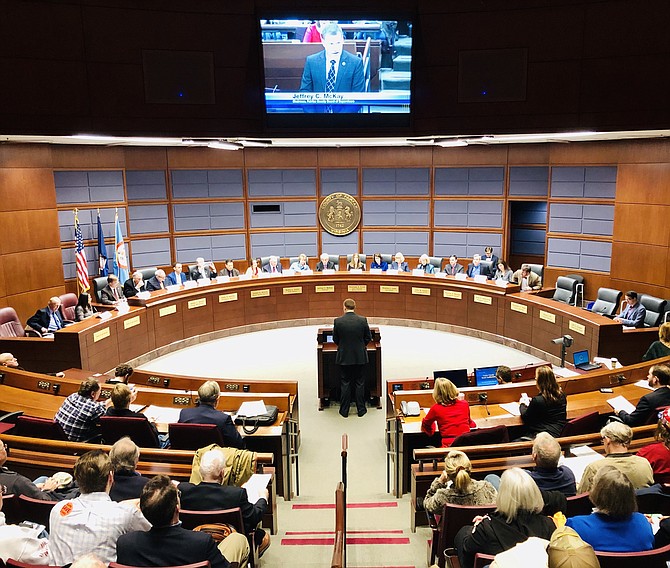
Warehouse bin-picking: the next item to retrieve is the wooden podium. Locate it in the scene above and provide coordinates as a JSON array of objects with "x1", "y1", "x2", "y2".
[{"x1": 316, "y1": 327, "x2": 382, "y2": 410}]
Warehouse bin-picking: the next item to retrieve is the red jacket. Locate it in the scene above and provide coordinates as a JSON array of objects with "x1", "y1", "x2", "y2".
[{"x1": 421, "y1": 400, "x2": 476, "y2": 447}]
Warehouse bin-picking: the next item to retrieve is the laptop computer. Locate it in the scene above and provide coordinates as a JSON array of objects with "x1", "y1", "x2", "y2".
[{"x1": 573, "y1": 349, "x2": 601, "y2": 371}]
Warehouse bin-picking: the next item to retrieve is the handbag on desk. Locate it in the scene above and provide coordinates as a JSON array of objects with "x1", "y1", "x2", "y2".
[{"x1": 234, "y1": 404, "x2": 279, "y2": 434}]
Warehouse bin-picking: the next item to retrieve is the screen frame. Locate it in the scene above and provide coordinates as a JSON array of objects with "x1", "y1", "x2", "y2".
[
  {"x1": 433, "y1": 369, "x2": 469, "y2": 389},
  {"x1": 572, "y1": 349, "x2": 589, "y2": 366},
  {"x1": 474, "y1": 366, "x2": 499, "y2": 387}
]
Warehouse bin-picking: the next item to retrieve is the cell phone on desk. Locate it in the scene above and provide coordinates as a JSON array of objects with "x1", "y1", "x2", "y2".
[{"x1": 401, "y1": 401, "x2": 420, "y2": 416}]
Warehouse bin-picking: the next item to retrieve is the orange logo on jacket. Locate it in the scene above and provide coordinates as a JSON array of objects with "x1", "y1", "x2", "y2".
[{"x1": 60, "y1": 502, "x2": 73, "y2": 516}]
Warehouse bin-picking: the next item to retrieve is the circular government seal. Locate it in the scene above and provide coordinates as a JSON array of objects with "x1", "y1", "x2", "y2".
[{"x1": 319, "y1": 193, "x2": 361, "y2": 236}]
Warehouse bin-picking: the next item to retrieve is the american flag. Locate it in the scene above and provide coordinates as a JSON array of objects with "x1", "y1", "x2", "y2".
[{"x1": 74, "y1": 211, "x2": 90, "y2": 293}]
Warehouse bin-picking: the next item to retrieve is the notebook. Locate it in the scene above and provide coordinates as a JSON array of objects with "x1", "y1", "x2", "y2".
[{"x1": 572, "y1": 349, "x2": 601, "y2": 371}]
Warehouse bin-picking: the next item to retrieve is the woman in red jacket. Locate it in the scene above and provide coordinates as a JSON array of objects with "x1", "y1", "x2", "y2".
[{"x1": 421, "y1": 378, "x2": 476, "y2": 447}]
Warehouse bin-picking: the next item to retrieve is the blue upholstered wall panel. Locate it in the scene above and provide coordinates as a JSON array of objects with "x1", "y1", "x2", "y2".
[
  {"x1": 175, "y1": 234, "x2": 246, "y2": 262},
  {"x1": 248, "y1": 169, "x2": 316, "y2": 197},
  {"x1": 512, "y1": 228, "x2": 546, "y2": 255},
  {"x1": 62, "y1": 243, "x2": 114, "y2": 280},
  {"x1": 362, "y1": 231, "x2": 429, "y2": 256},
  {"x1": 508, "y1": 167, "x2": 549, "y2": 196},
  {"x1": 173, "y1": 202, "x2": 245, "y2": 231},
  {"x1": 549, "y1": 203, "x2": 614, "y2": 236},
  {"x1": 126, "y1": 171, "x2": 167, "y2": 201},
  {"x1": 550, "y1": 166, "x2": 617, "y2": 198},
  {"x1": 131, "y1": 238, "x2": 171, "y2": 268},
  {"x1": 55, "y1": 171, "x2": 125, "y2": 204},
  {"x1": 434, "y1": 167, "x2": 504, "y2": 196},
  {"x1": 321, "y1": 231, "x2": 360, "y2": 256},
  {"x1": 321, "y1": 169, "x2": 358, "y2": 196},
  {"x1": 171, "y1": 170, "x2": 243, "y2": 199},
  {"x1": 58, "y1": 207, "x2": 126, "y2": 243},
  {"x1": 249, "y1": 201, "x2": 315, "y2": 228},
  {"x1": 547, "y1": 238, "x2": 611, "y2": 272},
  {"x1": 434, "y1": 200, "x2": 503, "y2": 228},
  {"x1": 250, "y1": 232, "x2": 317, "y2": 258},
  {"x1": 363, "y1": 200, "x2": 429, "y2": 226},
  {"x1": 433, "y1": 232, "x2": 502, "y2": 258},
  {"x1": 362, "y1": 168, "x2": 430, "y2": 196},
  {"x1": 128, "y1": 205, "x2": 169, "y2": 234}
]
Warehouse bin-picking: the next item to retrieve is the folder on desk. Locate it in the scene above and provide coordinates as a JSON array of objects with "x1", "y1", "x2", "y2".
[
  {"x1": 499, "y1": 402, "x2": 521, "y2": 416},
  {"x1": 607, "y1": 395, "x2": 636, "y2": 414}
]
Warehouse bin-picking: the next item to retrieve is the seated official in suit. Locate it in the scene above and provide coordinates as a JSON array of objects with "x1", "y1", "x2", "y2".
[
  {"x1": 123, "y1": 270, "x2": 146, "y2": 298},
  {"x1": 512, "y1": 264, "x2": 542, "y2": 290},
  {"x1": 347, "y1": 253, "x2": 365, "y2": 271},
  {"x1": 245, "y1": 257, "x2": 263, "y2": 277},
  {"x1": 109, "y1": 437, "x2": 151, "y2": 502},
  {"x1": 298, "y1": 23, "x2": 365, "y2": 113},
  {"x1": 166, "y1": 262, "x2": 188, "y2": 286},
  {"x1": 391, "y1": 252, "x2": 410, "y2": 272},
  {"x1": 416, "y1": 254, "x2": 435, "y2": 274},
  {"x1": 444, "y1": 255, "x2": 464, "y2": 276},
  {"x1": 289, "y1": 253, "x2": 310, "y2": 272},
  {"x1": 190, "y1": 257, "x2": 217, "y2": 280},
  {"x1": 27, "y1": 296, "x2": 67, "y2": 335},
  {"x1": 467, "y1": 254, "x2": 493, "y2": 279},
  {"x1": 370, "y1": 252, "x2": 388, "y2": 271},
  {"x1": 493, "y1": 259, "x2": 514, "y2": 282},
  {"x1": 316, "y1": 252, "x2": 336, "y2": 271},
  {"x1": 0, "y1": 352, "x2": 65, "y2": 377},
  {"x1": 100, "y1": 274, "x2": 126, "y2": 305},
  {"x1": 145, "y1": 269, "x2": 167, "y2": 291},
  {"x1": 483, "y1": 246, "x2": 499, "y2": 268},
  {"x1": 179, "y1": 448, "x2": 271, "y2": 557},
  {"x1": 220, "y1": 259, "x2": 240, "y2": 278},
  {"x1": 618, "y1": 363, "x2": 670, "y2": 426},
  {"x1": 613, "y1": 290, "x2": 647, "y2": 328},
  {"x1": 262, "y1": 255, "x2": 283, "y2": 274},
  {"x1": 116, "y1": 474, "x2": 249, "y2": 568},
  {"x1": 178, "y1": 381, "x2": 244, "y2": 449},
  {"x1": 74, "y1": 292, "x2": 95, "y2": 321}
]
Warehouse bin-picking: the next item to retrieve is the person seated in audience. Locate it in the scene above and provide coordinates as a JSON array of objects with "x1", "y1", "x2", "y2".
[
  {"x1": 483, "y1": 246, "x2": 499, "y2": 267},
  {"x1": 245, "y1": 257, "x2": 263, "y2": 277},
  {"x1": 178, "y1": 380, "x2": 244, "y2": 449},
  {"x1": 107, "y1": 363, "x2": 133, "y2": 384},
  {"x1": 54, "y1": 378, "x2": 112, "y2": 442},
  {"x1": 391, "y1": 252, "x2": 409, "y2": 272},
  {"x1": 99, "y1": 274, "x2": 126, "y2": 305},
  {"x1": 495, "y1": 365, "x2": 512, "y2": 384},
  {"x1": 179, "y1": 448, "x2": 271, "y2": 557},
  {"x1": 105, "y1": 383, "x2": 164, "y2": 446},
  {"x1": 166, "y1": 262, "x2": 188, "y2": 285},
  {"x1": 190, "y1": 257, "x2": 217, "y2": 280},
  {"x1": 289, "y1": 253, "x2": 310, "y2": 271},
  {"x1": 493, "y1": 260, "x2": 514, "y2": 282},
  {"x1": 643, "y1": 322, "x2": 670, "y2": 361},
  {"x1": 370, "y1": 252, "x2": 388, "y2": 271},
  {"x1": 218, "y1": 259, "x2": 239, "y2": 278},
  {"x1": 635, "y1": 407, "x2": 670, "y2": 484},
  {"x1": 467, "y1": 254, "x2": 492, "y2": 279},
  {"x1": 416, "y1": 254, "x2": 435, "y2": 274},
  {"x1": 0, "y1": 489, "x2": 51, "y2": 564},
  {"x1": 74, "y1": 292, "x2": 95, "y2": 321},
  {"x1": 518, "y1": 366, "x2": 567, "y2": 439},
  {"x1": 423, "y1": 450, "x2": 497, "y2": 514},
  {"x1": 50, "y1": 450, "x2": 151, "y2": 565},
  {"x1": 116, "y1": 474, "x2": 249, "y2": 568},
  {"x1": 346, "y1": 253, "x2": 365, "y2": 271},
  {"x1": 145, "y1": 269, "x2": 167, "y2": 291},
  {"x1": 613, "y1": 290, "x2": 646, "y2": 328},
  {"x1": 316, "y1": 253, "x2": 336, "y2": 271},
  {"x1": 578, "y1": 421, "x2": 654, "y2": 493},
  {"x1": 421, "y1": 377, "x2": 476, "y2": 447},
  {"x1": 528, "y1": 432, "x2": 576, "y2": 496},
  {"x1": 618, "y1": 363, "x2": 670, "y2": 426},
  {"x1": 27, "y1": 296, "x2": 66, "y2": 335},
  {"x1": 512, "y1": 264, "x2": 542, "y2": 291},
  {"x1": 567, "y1": 465, "x2": 654, "y2": 552},
  {"x1": 109, "y1": 437, "x2": 151, "y2": 502},
  {"x1": 444, "y1": 255, "x2": 464, "y2": 276},
  {"x1": 454, "y1": 468, "x2": 556, "y2": 568},
  {"x1": 262, "y1": 255, "x2": 283, "y2": 274},
  {"x1": 123, "y1": 270, "x2": 146, "y2": 298}
]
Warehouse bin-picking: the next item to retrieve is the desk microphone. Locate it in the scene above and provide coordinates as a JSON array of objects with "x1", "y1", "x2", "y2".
[{"x1": 479, "y1": 392, "x2": 490, "y2": 415}]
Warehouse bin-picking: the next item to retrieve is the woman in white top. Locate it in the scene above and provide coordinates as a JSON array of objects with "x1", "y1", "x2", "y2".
[{"x1": 245, "y1": 257, "x2": 263, "y2": 277}]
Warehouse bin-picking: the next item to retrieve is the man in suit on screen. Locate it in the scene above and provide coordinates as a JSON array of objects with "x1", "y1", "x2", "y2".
[
  {"x1": 333, "y1": 298, "x2": 372, "y2": 418},
  {"x1": 299, "y1": 23, "x2": 365, "y2": 113}
]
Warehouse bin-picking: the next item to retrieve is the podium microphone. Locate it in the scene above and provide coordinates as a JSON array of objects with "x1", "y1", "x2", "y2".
[{"x1": 479, "y1": 392, "x2": 490, "y2": 415}]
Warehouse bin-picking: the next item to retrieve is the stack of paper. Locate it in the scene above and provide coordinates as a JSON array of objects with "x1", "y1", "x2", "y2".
[
  {"x1": 607, "y1": 395, "x2": 636, "y2": 414},
  {"x1": 499, "y1": 402, "x2": 521, "y2": 416},
  {"x1": 242, "y1": 473, "x2": 272, "y2": 503}
]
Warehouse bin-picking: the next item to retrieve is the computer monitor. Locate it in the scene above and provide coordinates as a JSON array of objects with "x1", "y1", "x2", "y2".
[
  {"x1": 573, "y1": 349, "x2": 590, "y2": 366},
  {"x1": 474, "y1": 366, "x2": 499, "y2": 387},
  {"x1": 433, "y1": 369, "x2": 469, "y2": 389}
]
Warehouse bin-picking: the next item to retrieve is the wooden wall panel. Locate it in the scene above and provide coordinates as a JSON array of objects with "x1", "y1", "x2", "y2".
[
  {"x1": 508, "y1": 145, "x2": 551, "y2": 165},
  {"x1": 0, "y1": 168, "x2": 56, "y2": 211},
  {"x1": 2, "y1": 249, "x2": 64, "y2": 297},
  {"x1": 317, "y1": 148, "x2": 361, "y2": 168},
  {"x1": 360, "y1": 148, "x2": 433, "y2": 167},
  {"x1": 6, "y1": 287, "x2": 66, "y2": 326},
  {"x1": 123, "y1": 148, "x2": 168, "y2": 169},
  {"x1": 0, "y1": 210, "x2": 61, "y2": 255},
  {"x1": 616, "y1": 163, "x2": 670, "y2": 204},
  {"x1": 610, "y1": 243, "x2": 668, "y2": 289},
  {"x1": 433, "y1": 146, "x2": 508, "y2": 166},
  {"x1": 0, "y1": 145, "x2": 52, "y2": 168},
  {"x1": 50, "y1": 146, "x2": 126, "y2": 169},
  {"x1": 613, "y1": 204, "x2": 670, "y2": 247},
  {"x1": 243, "y1": 148, "x2": 318, "y2": 168},
  {"x1": 166, "y1": 148, "x2": 245, "y2": 169}
]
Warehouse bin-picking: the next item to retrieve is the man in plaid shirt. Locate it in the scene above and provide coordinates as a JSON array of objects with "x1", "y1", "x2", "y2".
[{"x1": 54, "y1": 378, "x2": 111, "y2": 442}]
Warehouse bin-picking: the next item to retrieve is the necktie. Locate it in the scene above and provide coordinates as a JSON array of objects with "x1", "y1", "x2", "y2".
[
  {"x1": 112, "y1": 287, "x2": 118, "y2": 300},
  {"x1": 326, "y1": 59, "x2": 336, "y2": 113}
]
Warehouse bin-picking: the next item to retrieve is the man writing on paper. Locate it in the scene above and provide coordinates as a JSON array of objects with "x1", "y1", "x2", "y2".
[
  {"x1": 618, "y1": 364, "x2": 670, "y2": 426},
  {"x1": 613, "y1": 290, "x2": 646, "y2": 328}
]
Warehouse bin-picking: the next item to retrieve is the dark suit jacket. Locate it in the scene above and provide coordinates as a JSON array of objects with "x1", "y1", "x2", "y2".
[
  {"x1": 100, "y1": 284, "x2": 125, "y2": 305},
  {"x1": 220, "y1": 268, "x2": 240, "y2": 278},
  {"x1": 27, "y1": 306, "x2": 65, "y2": 332},
  {"x1": 106, "y1": 406, "x2": 160, "y2": 439},
  {"x1": 316, "y1": 261, "x2": 335, "y2": 271},
  {"x1": 109, "y1": 469, "x2": 151, "y2": 502},
  {"x1": 482, "y1": 254, "x2": 499, "y2": 267},
  {"x1": 390, "y1": 261, "x2": 410, "y2": 272},
  {"x1": 166, "y1": 271, "x2": 188, "y2": 285},
  {"x1": 262, "y1": 263, "x2": 283, "y2": 274},
  {"x1": 191, "y1": 266, "x2": 217, "y2": 280},
  {"x1": 333, "y1": 311, "x2": 372, "y2": 366},
  {"x1": 619, "y1": 385, "x2": 670, "y2": 426},
  {"x1": 145, "y1": 276, "x2": 166, "y2": 291},
  {"x1": 117, "y1": 524, "x2": 230, "y2": 568},
  {"x1": 444, "y1": 263, "x2": 464, "y2": 276},
  {"x1": 123, "y1": 279, "x2": 146, "y2": 298},
  {"x1": 299, "y1": 50, "x2": 365, "y2": 113},
  {"x1": 467, "y1": 262, "x2": 493, "y2": 278},
  {"x1": 178, "y1": 404, "x2": 244, "y2": 449},
  {"x1": 178, "y1": 481, "x2": 267, "y2": 535}
]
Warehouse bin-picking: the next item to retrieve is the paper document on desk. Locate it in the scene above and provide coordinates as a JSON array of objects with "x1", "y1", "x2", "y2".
[
  {"x1": 236, "y1": 400, "x2": 268, "y2": 417},
  {"x1": 607, "y1": 395, "x2": 636, "y2": 414},
  {"x1": 562, "y1": 452, "x2": 603, "y2": 484},
  {"x1": 569, "y1": 445, "x2": 600, "y2": 457},
  {"x1": 499, "y1": 402, "x2": 521, "y2": 416},
  {"x1": 129, "y1": 404, "x2": 145, "y2": 413},
  {"x1": 634, "y1": 380, "x2": 655, "y2": 391},
  {"x1": 242, "y1": 473, "x2": 272, "y2": 503},
  {"x1": 143, "y1": 405, "x2": 181, "y2": 425}
]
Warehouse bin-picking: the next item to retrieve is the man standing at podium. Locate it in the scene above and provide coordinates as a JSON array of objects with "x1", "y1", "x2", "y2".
[{"x1": 333, "y1": 298, "x2": 372, "y2": 418}]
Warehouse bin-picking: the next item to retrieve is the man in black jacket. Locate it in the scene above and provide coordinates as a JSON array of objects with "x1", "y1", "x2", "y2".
[{"x1": 618, "y1": 363, "x2": 670, "y2": 426}]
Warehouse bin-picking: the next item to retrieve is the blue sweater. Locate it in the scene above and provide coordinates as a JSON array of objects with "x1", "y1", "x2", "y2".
[{"x1": 566, "y1": 511, "x2": 654, "y2": 552}]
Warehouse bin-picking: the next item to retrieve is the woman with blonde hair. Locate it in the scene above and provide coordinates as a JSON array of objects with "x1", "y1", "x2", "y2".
[
  {"x1": 347, "y1": 253, "x2": 365, "y2": 271},
  {"x1": 421, "y1": 378, "x2": 476, "y2": 447},
  {"x1": 643, "y1": 322, "x2": 670, "y2": 361},
  {"x1": 423, "y1": 450, "x2": 497, "y2": 514},
  {"x1": 518, "y1": 365, "x2": 566, "y2": 438}
]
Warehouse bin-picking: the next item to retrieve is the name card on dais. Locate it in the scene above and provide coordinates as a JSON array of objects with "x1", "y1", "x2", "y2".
[
  {"x1": 188, "y1": 298, "x2": 207, "y2": 309},
  {"x1": 443, "y1": 290, "x2": 463, "y2": 300},
  {"x1": 159, "y1": 305, "x2": 177, "y2": 317},
  {"x1": 348, "y1": 285, "x2": 367, "y2": 293},
  {"x1": 93, "y1": 327, "x2": 111, "y2": 342},
  {"x1": 283, "y1": 286, "x2": 302, "y2": 295},
  {"x1": 569, "y1": 320, "x2": 586, "y2": 335},
  {"x1": 412, "y1": 287, "x2": 431, "y2": 296},
  {"x1": 380, "y1": 285, "x2": 399, "y2": 293},
  {"x1": 123, "y1": 316, "x2": 141, "y2": 329},
  {"x1": 510, "y1": 302, "x2": 528, "y2": 314},
  {"x1": 539, "y1": 310, "x2": 556, "y2": 323},
  {"x1": 473, "y1": 294, "x2": 492, "y2": 305},
  {"x1": 219, "y1": 293, "x2": 238, "y2": 303},
  {"x1": 251, "y1": 289, "x2": 270, "y2": 298},
  {"x1": 315, "y1": 285, "x2": 335, "y2": 293}
]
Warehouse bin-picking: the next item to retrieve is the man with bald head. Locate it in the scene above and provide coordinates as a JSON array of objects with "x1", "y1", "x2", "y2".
[{"x1": 27, "y1": 296, "x2": 66, "y2": 335}]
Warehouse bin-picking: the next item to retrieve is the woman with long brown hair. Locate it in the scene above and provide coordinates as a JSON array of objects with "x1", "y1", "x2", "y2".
[{"x1": 518, "y1": 365, "x2": 566, "y2": 438}]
